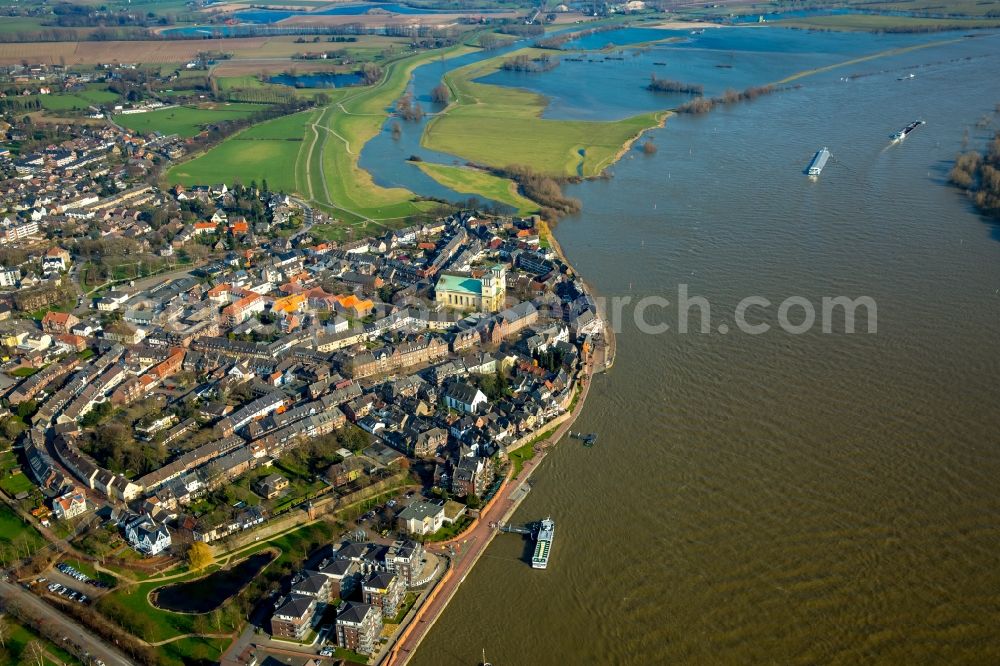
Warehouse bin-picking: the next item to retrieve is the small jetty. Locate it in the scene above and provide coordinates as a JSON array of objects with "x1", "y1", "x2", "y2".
[
  {"x1": 498, "y1": 522, "x2": 533, "y2": 535},
  {"x1": 570, "y1": 431, "x2": 597, "y2": 447},
  {"x1": 497, "y1": 518, "x2": 556, "y2": 569}
]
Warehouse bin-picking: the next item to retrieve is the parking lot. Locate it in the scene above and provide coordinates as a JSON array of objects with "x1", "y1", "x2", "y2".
[{"x1": 37, "y1": 562, "x2": 114, "y2": 601}]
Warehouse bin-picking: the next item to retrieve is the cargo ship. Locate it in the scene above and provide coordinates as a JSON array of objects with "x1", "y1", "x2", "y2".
[
  {"x1": 531, "y1": 518, "x2": 555, "y2": 569},
  {"x1": 807, "y1": 147, "x2": 831, "y2": 177},
  {"x1": 890, "y1": 120, "x2": 925, "y2": 143}
]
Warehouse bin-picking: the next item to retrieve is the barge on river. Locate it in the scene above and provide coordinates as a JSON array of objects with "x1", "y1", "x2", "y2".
[
  {"x1": 807, "y1": 147, "x2": 831, "y2": 177},
  {"x1": 891, "y1": 120, "x2": 925, "y2": 143}
]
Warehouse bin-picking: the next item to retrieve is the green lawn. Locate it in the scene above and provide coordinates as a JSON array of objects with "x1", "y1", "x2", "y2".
[
  {"x1": 508, "y1": 426, "x2": 558, "y2": 477},
  {"x1": 0, "y1": 502, "x2": 45, "y2": 555},
  {"x1": 0, "y1": 449, "x2": 35, "y2": 496},
  {"x1": 425, "y1": 515, "x2": 472, "y2": 542},
  {"x1": 117, "y1": 103, "x2": 262, "y2": 138},
  {"x1": 0, "y1": 469, "x2": 35, "y2": 496},
  {"x1": 10, "y1": 366, "x2": 39, "y2": 378},
  {"x1": 167, "y1": 109, "x2": 314, "y2": 190},
  {"x1": 415, "y1": 162, "x2": 539, "y2": 215},
  {"x1": 35, "y1": 85, "x2": 119, "y2": 112},
  {"x1": 4, "y1": 617, "x2": 82, "y2": 666},
  {"x1": 422, "y1": 47, "x2": 667, "y2": 178},
  {"x1": 95, "y1": 520, "x2": 335, "y2": 656}
]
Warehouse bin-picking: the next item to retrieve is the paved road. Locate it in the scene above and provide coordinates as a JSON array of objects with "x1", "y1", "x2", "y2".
[
  {"x1": 0, "y1": 580, "x2": 135, "y2": 666},
  {"x1": 288, "y1": 196, "x2": 318, "y2": 241}
]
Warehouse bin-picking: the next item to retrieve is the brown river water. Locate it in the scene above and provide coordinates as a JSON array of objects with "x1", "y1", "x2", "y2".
[{"x1": 410, "y1": 27, "x2": 1000, "y2": 665}]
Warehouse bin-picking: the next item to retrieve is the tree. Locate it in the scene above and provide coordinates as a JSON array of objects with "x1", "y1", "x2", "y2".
[
  {"x1": 0, "y1": 614, "x2": 7, "y2": 648},
  {"x1": 187, "y1": 541, "x2": 213, "y2": 571},
  {"x1": 0, "y1": 417, "x2": 26, "y2": 441},
  {"x1": 431, "y1": 82, "x2": 450, "y2": 105},
  {"x1": 25, "y1": 639, "x2": 45, "y2": 666},
  {"x1": 479, "y1": 33, "x2": 499, "y2": 50}
]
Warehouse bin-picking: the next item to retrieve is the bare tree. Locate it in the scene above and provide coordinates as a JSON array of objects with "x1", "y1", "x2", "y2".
[{"x1": 26, "y1": 639, "x2": 46, "y2": 666}]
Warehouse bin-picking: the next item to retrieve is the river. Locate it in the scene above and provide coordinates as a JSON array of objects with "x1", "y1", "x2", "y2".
[{"x1": 398, "y1": 26, "x2": 1000, "y2": 665}]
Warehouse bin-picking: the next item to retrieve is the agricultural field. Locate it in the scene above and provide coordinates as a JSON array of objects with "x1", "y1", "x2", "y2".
[
  {"x1": 0, "y1": 35, "x2": 403, "y2": 66},
  {"x1": 116, "y1": 102, "x2": 263, "y2": 137},
  {"x1": 415, "y1": 162, "x2": 539, "y2": 215},
  {"x1": 0, "y1": 16, "x2": 48, "y2": 35},
  {"x1": 38, "y1": 85, "x2": 120, "y2": 111},
  {"x1": 422, "y1": 47, "x2": 667, "y2": 178},
  {"x1": 777, "y1": 13, "x2": 1000, "y2": 30}
]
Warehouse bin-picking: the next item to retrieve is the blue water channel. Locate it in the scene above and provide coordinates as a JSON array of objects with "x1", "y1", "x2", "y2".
[
  {"x1": 270, "y1": 72, "x2": 364, "y2": 88},
  {"x1": 357, "y1": 25, "x2": 974, "y2": 207}
]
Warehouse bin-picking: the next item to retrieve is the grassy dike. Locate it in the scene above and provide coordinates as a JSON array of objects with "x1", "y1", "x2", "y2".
[
  {"x1": 413, "y1": 162, "x2": 540, "y2": 215},
  {"x1": 421, "y1": 47, "x2": 668, "y2": 179},
  {"x1": 168, "y1": 45, "x2": 475, "y2": 223}
]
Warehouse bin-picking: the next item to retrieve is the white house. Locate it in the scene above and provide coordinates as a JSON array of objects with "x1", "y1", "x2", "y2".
[
  {"x1": 444, "y1": 382, "x2": 488, "y2": 414},
  {"x1": 52, "y1": 488, "x2": 88, "y2": 520},
  {"x1": 125, "y1": 515, "x2": 171, "y2": 556},
  {"x1": 396, "y1": 501, "x2": 445, "y2": 536},
  {"x1": 0, "y1": 266, "x2": 20, "y2": 287}
]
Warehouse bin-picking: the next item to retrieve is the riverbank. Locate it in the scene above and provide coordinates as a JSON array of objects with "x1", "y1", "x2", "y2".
[
  {"x1": 386, "y1": 354, "x2": 598, "y2": 666},
  {"x1": 422, "y1": 47, "x2": 667, "y2": 178},
  {"x1": 385, "y1": 224, "x2": 611, "y2": 665}
]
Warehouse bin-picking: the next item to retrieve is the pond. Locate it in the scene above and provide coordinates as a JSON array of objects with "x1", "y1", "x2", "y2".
[
  {"x1": 270, "y1": 71, "x2": 364, "y2": 88},
  {"x1": 151, "y1": 551, "x2": 275, "y2": 614}
]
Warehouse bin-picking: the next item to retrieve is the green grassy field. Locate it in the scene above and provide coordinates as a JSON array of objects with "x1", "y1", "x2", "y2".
[
  {"x1": 97, "y1": 520, "x2": 334, "y2": 660},
  {"x1": 0, "y1": 502, "x2": 45, "y2": 553},
  {"x1": 415, "y1": 162, "x2": 539, "y2": 215},
  {"x1": 0, "y1": 449, "x2": 35, "y2": 496},
  {"x1": 0, "y1": 16, "x2": 47, "y2": 34},
  {"x1": 167, "y1": 109, "x2": 314, "y2": 190},
  {"x1": 5, "y1": 617, "x2": 82, "y2": 666},
  {"x1": 308, "y1": 45, "x2": 476, "y2": 222},
  {"x1": 117, "y1": 103, "x2": 262, "y2": 138},
  {"x1": 171, "y1": 45, "x2": 475, "y2": 222},
  {"x1": 422, "y1": 47, "x2": 667, "y2": 178},
  {"x1": 34, "y1": 86, "x2": 119, "y2": 112}
]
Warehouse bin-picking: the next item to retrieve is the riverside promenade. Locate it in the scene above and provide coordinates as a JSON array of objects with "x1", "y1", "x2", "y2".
[{"x1": 384, "y1": 350, "x2": 597, "y2": 666}]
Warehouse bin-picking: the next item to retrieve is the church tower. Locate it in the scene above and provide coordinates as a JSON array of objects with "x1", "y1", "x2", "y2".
[{"x1": 482, "y1": 264, "x2": 506, "y2": 312}]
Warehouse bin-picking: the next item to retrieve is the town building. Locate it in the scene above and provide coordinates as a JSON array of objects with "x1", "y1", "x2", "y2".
[
  {"x1": 270, "y1": 594, "x2": 317, "y2": 640},
  {"x1": 435, "y1": 265, "x2": 506, "y2": 312},
  {"x1": 336, "y1": 601, "x2": 382, "y2": 655},
  {"x1": 362, "y1": 571, "x2": 405, "y2": 618},
  {"x1": 396, "y1": 500, "x2": 445, "y2": 536}
]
